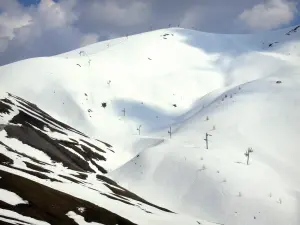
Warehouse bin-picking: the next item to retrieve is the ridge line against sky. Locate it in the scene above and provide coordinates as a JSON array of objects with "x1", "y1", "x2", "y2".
[{"x1": 0, "y1": 0, "x2": 299, "y2": 66}]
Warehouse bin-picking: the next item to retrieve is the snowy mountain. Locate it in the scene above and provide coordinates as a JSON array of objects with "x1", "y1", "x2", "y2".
[
  {"x1": 0, "y1": 92, "x2": 209, "y2": 225},
  {"x1": 1, "y1": 25, "x2": 300, "y2": 225}
]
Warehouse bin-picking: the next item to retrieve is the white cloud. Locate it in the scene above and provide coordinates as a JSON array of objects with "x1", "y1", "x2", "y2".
[
  {"x1": 0, "y1": 0, "x2": 21, "y2": 11},
  {"x1": 0, "y1": 12, "x2": 31, "y2": 39},
  {"x1": 0, "y1": 37, "x2": 9, "y2": 52},
  {"x1": 0, "y1": 0, "x2": 299, "y2": 65},
  {"x1": 0, "y1": 0, "x2": 151, "y2": 62},
  {"x1": 34, "y1": 0, "x2": 78, "y2": 29},
  {"x1": 86, "y1": 1, "x2": 151, "y2": 27},
  {"x1": 181, "y1": 6, "x2": 203, "y2": 28},
  {"x1": 80, "y1": 33, "x2": 99, "y2": 47},
  {"x1": 239, "y1": 0, "x2": 297, "y2": 31},
  {"x1": 0, "y1": 0, "x2": 85, "y2": 64}
]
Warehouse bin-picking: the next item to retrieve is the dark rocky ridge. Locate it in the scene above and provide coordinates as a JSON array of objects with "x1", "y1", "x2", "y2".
[
  {"x1": 0, "y1": 92, "x2": 175, "y2": 224},
  {"x1": 0, "y1": 170, "x2": 136, "y2": 225},
  {"x1": 1, "y1": 93, "x2": 108, "y2": 173}
]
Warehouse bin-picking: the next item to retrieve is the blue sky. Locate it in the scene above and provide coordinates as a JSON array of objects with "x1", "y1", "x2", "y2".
[
  {"x1": 18, "y1": 0, "x2": 40, "y2": 6},
  {"x1": 18, "y1": 0, "x2": 58, "y2": 6},
  {"x1": 292, "y1": 16, "x2": 300, "y2": 26},
  {"x1": 291, "y1": 3, "x2": 300, "y2": 26}
]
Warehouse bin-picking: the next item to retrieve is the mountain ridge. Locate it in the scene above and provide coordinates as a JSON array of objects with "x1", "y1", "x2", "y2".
[{"x1": 1, "y1": 25, "x2": 300, "y2": 224}]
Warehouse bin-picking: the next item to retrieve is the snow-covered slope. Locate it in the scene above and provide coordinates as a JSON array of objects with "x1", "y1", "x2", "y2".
[
  {"x1": 110, "y1": 74, "x2": 300, "y2": 225},
  {"x1": 0, "y1": 92, "x2": 211, "y2": 225},
  {"x1": 0, "y1": 25, "x2": 300, "y2": 225}
]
